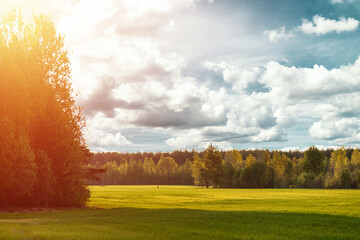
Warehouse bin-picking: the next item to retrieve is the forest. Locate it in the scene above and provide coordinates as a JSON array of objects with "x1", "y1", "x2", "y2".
[{"x1": 89, "y1": 145, "x2": 360, "y2": 189}]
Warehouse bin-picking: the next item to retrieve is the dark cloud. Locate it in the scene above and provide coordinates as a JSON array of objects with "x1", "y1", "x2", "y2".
[
  {"x1": 202, "y1": 130, "x2": 252, "y2": 142},
  {"x1": 81, "y1": 76, "x2": 144, "y2": 117},
  {"x1": 125, "y1": 63, "x2": 173, "y2": 83},
  {"x1": 132, "y1": 104, "x2": 227, "y2": 129}
]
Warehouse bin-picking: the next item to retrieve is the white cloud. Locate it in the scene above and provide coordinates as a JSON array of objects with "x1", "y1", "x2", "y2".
[
  {"x1": 203, "y1": 61, "x2": 263, "y2": 93},
  {"x1": 47, "y1": 0, "x2": 360, "y2": 151},
  {"x1": 300, "y1": 15, "x2": 359, "y2": 35},
  {"x1": 196, "y1": 56, "x2": 360, "y2": 149},
  {"x1": 55, "y1": 0, "x2": 228, "y2": 150},
  {"x1": 330, "y1": 0, "x2": 355, "y2": 3},
  {"x1": 261, "y1": 57, "x2": 360, "y2": 101},
  {"x1": 87, "y1": 129, "x2": 132, "y2": 148},
  {"x1": 309, "y1": 118, "x2": 360, "y2": 142},
  {"x1": 262, "y1": 26, "x2": 294, "y2": 42}
]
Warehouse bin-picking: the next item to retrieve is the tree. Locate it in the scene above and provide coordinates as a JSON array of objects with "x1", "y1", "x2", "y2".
[
  {"x1": 222, "y1": 152, "x2": 235, "y2": 188},
  {"x1": 272, "y1": 151, "x2": 289, "y2": 187},
  {"x1": 192, "y1": 152, "x2": 207, "y2": 187},
  {"x1": 245, "y1": 154, "x2": 256, "y2": 168},
  {"x1": 229, "y1": 150, "x2": 243, "y2": 171},
  {"x1": 128, "y1": 159, "x2": 138, "y2": 184},
  {"x1": 137, "y1": 159, "x2": 144, "y2": 184},
  {"x1": 203, "y1": 144, "x2": 223, "y2": 188},
  {"x1": 303, "y1": 146, "x2": 325, "y2": 176},
  {"x1": 0, "y1": 10, "x2": 97, "y2": 207},
  {"x1": 157, "y1": 154, "x2": 178, "y2": 184},
  {"x1": 32, "y1": 150, "x2": 53, "y2": 207},
  {"x1": 118, "y1": 160, "x2": 129, "y2": 184},
  {"x1": 285, "y1": 160, "x2": 295, "y2": 187},
  {"x1": 0, "y1": 118, "x2": 37, "y2": 207},
  {"x1": 241, "y1": 161, "x2": 267, "y2": 188},
  {"x1": 177, "y1": 158, "x2": 193, "y2": 185},
  {"x1": 350, "y1": 149, "x2": 360, "y2": 188},
  {"x1": 263, "y1": 149, "x2": 272, "y2": 166},
  {"x1": 325, "y1": 148, "x2": 349, "y2": 188},
  {"x1": 143, "y1": 157, "x2": 156, "y2": 184}
]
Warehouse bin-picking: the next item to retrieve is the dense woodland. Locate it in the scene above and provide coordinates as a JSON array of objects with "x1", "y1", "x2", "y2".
[
  {"x1": 89, "y1": 146, "x2": 360, "y2": 189},
  {"x1": 0, "y1": 11, "x2": 101, "y2": 208}
]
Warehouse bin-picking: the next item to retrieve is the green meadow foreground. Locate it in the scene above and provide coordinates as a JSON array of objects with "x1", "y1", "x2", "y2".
[{"x1": 1, "y1": 186, "x2": 360, "y2": 240}]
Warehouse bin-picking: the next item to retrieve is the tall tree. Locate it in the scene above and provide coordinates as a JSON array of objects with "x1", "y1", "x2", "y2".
[
  {"x1": 157, "y1": 155, "x2": 178, "y2": 184},
  {"x1": 203, "y1": 144, "x2": 223, "y2": 188},
  {"x1": 192, "y1": 152, "x2": 207, "y2": 187},
  {"x1": 177, "y1": 158, "x2": 193, "y2": 185},
  {"x1": 303, "y1": 146, "x2": 325, "y2": 176},
  {"x1": 143, "y1": 157, "x2": 156, "y2": 184},
  {"x1": 350, "y1": 149, "x2": 360, "y2": 188},
  {"x1": 325, "y1": 148, "x2": 349, "y2": 188},
  {"x1": 0, "y1": 10, "x2": 94, "y2": 207},
  {"x1": 245, "y1": 154, "x2": 256, "y2": 168},
  {"x1": 272, "y1": 151, "x2": 289, "y2": 187}
]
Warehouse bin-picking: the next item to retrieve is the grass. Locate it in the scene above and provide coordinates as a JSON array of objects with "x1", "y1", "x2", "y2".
[{"x1": 0, "y1": 186, "x2": 360, "y2": 239}]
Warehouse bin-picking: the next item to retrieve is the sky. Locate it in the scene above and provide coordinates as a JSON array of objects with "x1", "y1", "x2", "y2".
[{"x1": 3, "y1": 0, "x2": 360, "y2": 152}]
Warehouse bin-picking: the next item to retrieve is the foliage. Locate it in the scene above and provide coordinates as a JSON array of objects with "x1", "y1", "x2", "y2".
[
  {"x1": 177, "y1": 159, "x2": 193, "y2": 185},
  {"x1": 192, "y1": 152, "x2": 208, "y2": 187},
  {"x1": 90, "y1": 145, "x2": 360, "y2": 189},
  {"x1": 203, "y1": 144, "x2": 223, "y2": 188},
  {"x1": 325, "y1": 148, "x2": 349, "y2": 188},
  {"x1": 241, "y1": 161, "x2": 268, "y2": 188},
  {"x1": 0, "y1": 118, "x2": 37, "y2": 207},
  {"x1": 303, "y1": 146, "x2": 325, "y2": 176},
  {"x1": 157, "y1": 155, "x2": 178, "y2": 184},
  {"x1": 0, "y1": 10, "x2": 96, "y2": 208}
]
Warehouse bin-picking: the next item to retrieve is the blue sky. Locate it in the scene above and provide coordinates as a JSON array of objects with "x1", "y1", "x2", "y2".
[{"x1": 5, "y1": 0, "x2": 360, "y2": 152}]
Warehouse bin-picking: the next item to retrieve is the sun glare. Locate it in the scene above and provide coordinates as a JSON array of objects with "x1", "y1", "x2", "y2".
[{"x1": 0, "y1": 0, "x2": 52, "y2": 16}]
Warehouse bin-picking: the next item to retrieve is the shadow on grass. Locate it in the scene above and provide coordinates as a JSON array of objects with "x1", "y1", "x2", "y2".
[{"x1": 0, "y1": 208, "x2": 359, "y2": 240}]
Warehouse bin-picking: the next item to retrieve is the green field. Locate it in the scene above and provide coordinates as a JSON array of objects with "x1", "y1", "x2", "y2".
[{"x1": 1, "y1": 186, "x2": 360, "y2": 240}]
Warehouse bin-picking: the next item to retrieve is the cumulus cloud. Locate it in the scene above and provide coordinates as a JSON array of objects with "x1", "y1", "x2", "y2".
[
  {"x1": 300, "y1": 15, "x2": 359, "y2": 35},
  {"x1": 309, "y1": 118, "x2": 360, "y2": 142},
  {"x1": 80, "y1": 76, "x2": 145, "y2": 117},
  {"x1": 56, "y1": 0, "x2": 233, "y2": 150},
  {"x1": 132, "y1": 104, "x2": 226, "y2": 128},
  {"x1": 263, "y1": 15, "x2": 358, "y2": 42},
  {"x1": 261, "y1": 57, "x2": 360, "y2": 100},
  {"x1": 203, "y1": 61, "x2": 263, "y2": 93},
  {"x1": 87, "y1": 129, "x2": 132, "y2": 148},
  {"x1": 193, "y1": 56, "x2": 360, "y2": 149},
  {"x1": 262, "y1": 26, "x2": 294, "y2": 43},
  {"x1": 51, "y1": 0, "x2": 360, "y2": 151}
]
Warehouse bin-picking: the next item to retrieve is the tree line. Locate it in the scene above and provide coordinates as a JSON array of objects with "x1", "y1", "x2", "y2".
[
  {"x1": 0, "y1": 11, "x2": 101, "y2": 208},
  {"x1": 89, "y1": 145, "x2": 360, "y2": 189}
]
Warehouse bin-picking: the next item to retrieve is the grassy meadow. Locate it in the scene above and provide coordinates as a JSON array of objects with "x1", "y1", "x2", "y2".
[{"x1": 1, "y1": 186, "x2": 360, "y2": 239}]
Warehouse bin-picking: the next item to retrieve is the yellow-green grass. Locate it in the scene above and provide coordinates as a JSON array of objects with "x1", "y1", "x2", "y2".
[{"x1": 1, "y1": 186, "x2": 360, "y2": 240}]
